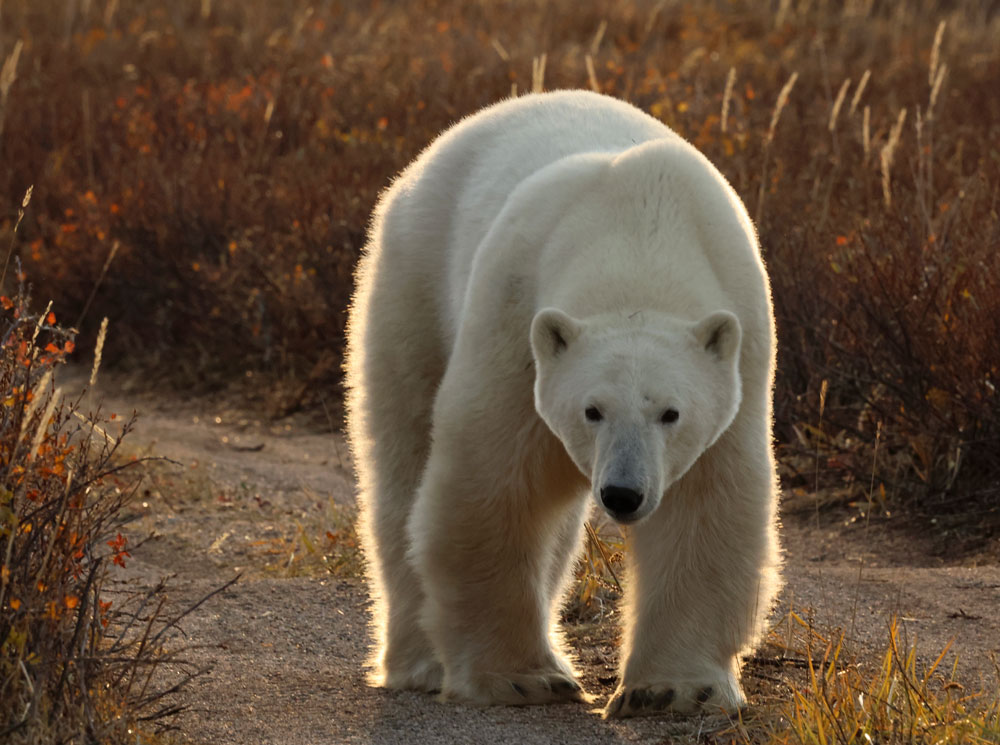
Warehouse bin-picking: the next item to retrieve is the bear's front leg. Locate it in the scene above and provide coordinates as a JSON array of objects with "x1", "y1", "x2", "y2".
[
  {"x1": 407, "y1": 416, "x2": 590, "y2": 707},
  {"x1": 604, "y1": 435, "x2": 780, "y2": 718}
]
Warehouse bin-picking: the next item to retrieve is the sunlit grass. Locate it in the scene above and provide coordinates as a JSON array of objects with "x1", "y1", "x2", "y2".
[{"x1": 758, "y1": 613, "x2": 1000, "y2": 745}]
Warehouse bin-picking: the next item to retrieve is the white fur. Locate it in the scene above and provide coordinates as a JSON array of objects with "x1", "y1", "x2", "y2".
[{"x1": 344, "y1": 90, "x2": 781, "y2": 717}]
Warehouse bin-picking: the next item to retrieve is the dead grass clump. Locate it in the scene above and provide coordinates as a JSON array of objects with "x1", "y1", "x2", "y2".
[
  {"x1": 749, "y1": 613, "x2": 1000, "y2": 745},
  {"x1": 264, "y1": 498, "x2": 364, "y2": 579}
]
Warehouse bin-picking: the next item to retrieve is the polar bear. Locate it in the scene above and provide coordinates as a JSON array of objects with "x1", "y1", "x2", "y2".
[{"x1": 344, "y1": 90, "x2": 781, "y2": 718}]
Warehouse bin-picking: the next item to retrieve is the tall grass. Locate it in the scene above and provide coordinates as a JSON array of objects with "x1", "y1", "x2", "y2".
[{"x1": 753, "y1": 613, "x2": 1000, "y2": 745}]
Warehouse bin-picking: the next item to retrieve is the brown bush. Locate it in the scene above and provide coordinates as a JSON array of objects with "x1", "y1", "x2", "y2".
[
  {"x1": 0, "y1": 0, "x2": 997, "y2": 535},
  {"x1": 0, "y1": 263, "x2": 210, "y2": 742}
]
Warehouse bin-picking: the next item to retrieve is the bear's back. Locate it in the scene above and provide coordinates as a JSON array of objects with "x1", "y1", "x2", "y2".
[
  {"x1": 412, "y1": 91, "x2": 675, "y2": 258},
  {"x1": 374, "y1": 91, "x2": 678, "y2": 348}
]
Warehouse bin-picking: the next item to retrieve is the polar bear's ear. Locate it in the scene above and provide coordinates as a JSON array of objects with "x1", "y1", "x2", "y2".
[
  {"x1": 531, "y1": 308, "x2": 583, "y2": 364},
  {"x1": 693, "y1": 310, "x2": 742, "y2": 363}
]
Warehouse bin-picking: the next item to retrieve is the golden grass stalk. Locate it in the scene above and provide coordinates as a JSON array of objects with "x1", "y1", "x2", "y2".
[
  {"x1": 103, "y1": 0, "x2": 119, "y2": 25},
  {"x1": 90, "y1": 316, "x2": 109, "y2": 387},
  {"x1": 531, "y1": 53, "x2": 547, "y2": 94},
  {"x1": 916, "y1": 104, "x2": 925, "y2": 152},
  {"x1": 17, "y1": 369, "x2": 52, "y2": 452},
  {"x1": 590, "y1": 19, "x2": 607, "y2": 56},
  {"x1": 0, "y1": 38, "x2": 23, "y2": 101},
  {"x1": 72, "y1": 409, "x2": 115, "y2": 444},
  {"x1": 1, "y1": 185, "x2": 32, "y2": 289},
  {"x1": 929, "y1": 63, "x2": 947, "y2": 120},
  {"x1": 27, "y1": 386, "x2": 61, "y2": 463},
  {"x1": 828, "y1": 77, "x2": 851, "y2": 133},
  {"x1": 0, "y1": 38, "x2": 23, "y2": 143},
  {"x1": 849, "y1": 68, "x2": 870, "y2": 115},
  {"x1": 30, "y1": 300, "x2": 52, "y2": 346},
  {"x1": 490, "y1": 37, "x2": 509, "y2": 62},
  {"x1": 721, "y1": 66, "x2": 736, "y2": 133},
  {"x1": 775, "y1": 0, "x2": 792, "y2": 28},
  {"x1": 643, "y1": 3, "x2": 664, "y2": 36},
  {"x1": 863, "y1": 104, "x2": 871, "y2": 161},
  {"x1": 756, "y1": 71, "x2": 798, "y2": 225},
  {"x1": 929, "y1": 20, "x2": 946, "y2": 87},
  {"x1": 585, "y1": 54, "x2": 599, "y2": 93},
  {"x1": 766, "y1": 71, "x2": 798, "y2": 146},
  {"x1": 584, "y1": 521, "x2": 622, "y2": 592},
  {"x1": 881, "y1": 108, "x2": 908, "y2": 208}
]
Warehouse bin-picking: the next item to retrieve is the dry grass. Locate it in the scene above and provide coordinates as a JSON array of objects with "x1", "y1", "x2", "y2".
[
  {"x1": 261, "y1": 497, "x2": 363, "y2": 579},
  {"x1": 747, "y1": 613, "x2": 1000, "y2": 745}
]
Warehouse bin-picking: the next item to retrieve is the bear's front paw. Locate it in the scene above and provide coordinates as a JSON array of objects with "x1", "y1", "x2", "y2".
[
  {"x1": 602, "y1": 678, "x2": 745, "y2": 719},
  {"x1": 447, "y1": 670, "x2": 592, "y2": 706}
]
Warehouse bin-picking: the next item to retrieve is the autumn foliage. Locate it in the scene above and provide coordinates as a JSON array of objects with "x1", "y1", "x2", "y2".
[
  {"x1": 0, "y1": 0, "x2": 997, "y2": 540},
  {"x1": 0, "y1": 271, "x2": 200, "y2": 741}
]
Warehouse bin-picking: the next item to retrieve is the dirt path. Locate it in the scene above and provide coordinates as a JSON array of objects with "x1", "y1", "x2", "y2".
[{"x1": 70, "y1": 371, "x2": 1000, "y2": 744}]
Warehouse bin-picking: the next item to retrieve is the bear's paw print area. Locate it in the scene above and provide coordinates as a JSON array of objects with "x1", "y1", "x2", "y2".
[
  {"x1": 446, "y1": 670, "x2": 594, "y2": 706},
  {"x1": 602, "y1": 678, "x2": 746, "y2": 719}
]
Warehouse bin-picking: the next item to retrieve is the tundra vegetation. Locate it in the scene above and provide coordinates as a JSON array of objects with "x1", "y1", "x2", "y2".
[{"x1": 1, "y1": 0, "x2": 997, "y2": 742}]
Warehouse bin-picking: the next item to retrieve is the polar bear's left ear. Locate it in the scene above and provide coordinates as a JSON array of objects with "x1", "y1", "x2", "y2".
[
  {"x1": 693, "y1": 310, "x2": 742, "y2": 363},
  {"x1": 530, "y1": 308, "x2": 583, "y2": 364}
]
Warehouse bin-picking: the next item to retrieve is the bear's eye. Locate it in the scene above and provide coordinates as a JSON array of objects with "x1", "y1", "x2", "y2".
[
  {"x1": 660, "y1": 408, "x2": 679, "y2": 424},
  {"x1": 585, "y1": 406, "x2": 603, "y2": 422}
]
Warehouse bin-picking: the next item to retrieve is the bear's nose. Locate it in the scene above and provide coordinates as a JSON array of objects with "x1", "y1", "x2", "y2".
[{"x1": 600, "y1": 485, "x2": 643, "y2": 518}]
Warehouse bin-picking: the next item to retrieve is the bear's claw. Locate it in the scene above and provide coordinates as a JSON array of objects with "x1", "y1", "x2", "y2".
[
  {"x1": 603, "y1": 681, "x2": 741, "y2": 718},
  {"x1": 450, "y1": 670, "x2": 591, "y2": 706}
]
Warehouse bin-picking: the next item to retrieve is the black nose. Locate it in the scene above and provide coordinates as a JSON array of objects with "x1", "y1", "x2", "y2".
[{"x1": 600, "y1": 485, "x2": 643, "y2": 516}]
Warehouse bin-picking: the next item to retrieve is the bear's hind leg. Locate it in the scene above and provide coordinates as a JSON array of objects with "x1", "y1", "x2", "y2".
[
  {"x1": 349, "y1": 370, "x2": 444, "y2": 692},
  {"x1": 345, "y1": 248, "x2": 446, "y2": 693}
]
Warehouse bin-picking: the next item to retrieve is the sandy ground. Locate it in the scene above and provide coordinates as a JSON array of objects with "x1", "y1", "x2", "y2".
[{"x1": 69, "y1": 371, "x2": 1000, "y2": 745}]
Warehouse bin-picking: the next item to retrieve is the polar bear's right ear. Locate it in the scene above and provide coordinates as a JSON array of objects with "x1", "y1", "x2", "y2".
[{"x1": 530, "y1": 308, "x2": 583, "y2": 364}]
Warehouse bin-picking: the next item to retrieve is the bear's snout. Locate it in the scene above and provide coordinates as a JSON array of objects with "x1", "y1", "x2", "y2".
[{"x1": 600, "y1": 485, "x2": 644, "y2": 520}]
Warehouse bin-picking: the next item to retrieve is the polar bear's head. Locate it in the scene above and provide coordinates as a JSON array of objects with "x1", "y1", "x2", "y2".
[{"x1": 530, "y1": 309, "x2": 742, "y2": 524}]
